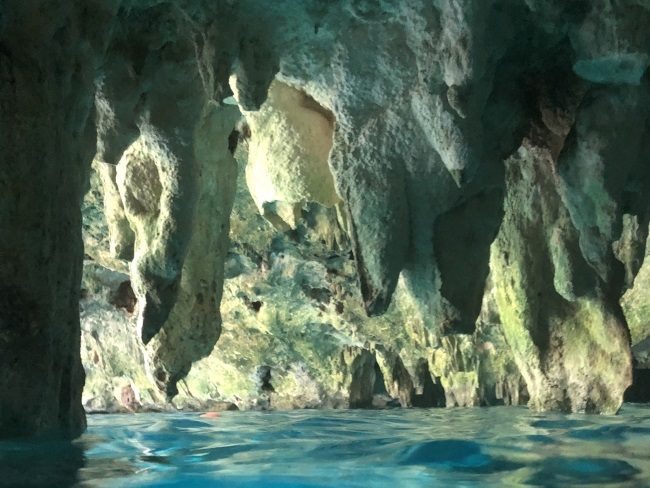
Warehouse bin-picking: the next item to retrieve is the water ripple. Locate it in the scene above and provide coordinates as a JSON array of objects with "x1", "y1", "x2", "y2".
[{"x1": 0, "y1": 404, "x2": 648, "y2": 487}]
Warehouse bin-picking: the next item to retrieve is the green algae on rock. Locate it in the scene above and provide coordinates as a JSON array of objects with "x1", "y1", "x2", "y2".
[
  {"x1": 79, "y1": 138, "x2": 526, "y2": 412},
  {"x1": 3, "y1": 0, "x2": 650, "y2": 439}
]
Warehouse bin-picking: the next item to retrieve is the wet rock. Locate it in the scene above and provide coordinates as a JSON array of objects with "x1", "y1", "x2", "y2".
[
  {"x1": 80, "y1": 263, "x2": 161, "y2": 413},
  {"x1": 622, "y1": 229, "x2": 650, "y2": 350},
  {"x1": 0, "y1": 0, "x2": 120, "y2": 438},
  {"x1": 204, "y1": 400, "x2": 239, "y2": 412},
  {"x1": 6, "y1": 1, "x2": 650, "y2": 440},
  {"x1": 491, "y1": 83, "x2": 636, "y2": 413},
  {"x1": 119, "y1": 384, "x2": 141, "y2": 412},
  {"x1": 374, "y1": 347, "x2": 414, "y2": 408}
]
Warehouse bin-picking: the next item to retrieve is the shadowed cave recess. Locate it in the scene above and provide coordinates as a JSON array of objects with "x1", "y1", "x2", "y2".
[{"x1": 1, "y1": 0, "x2": 650, "y2": 439}]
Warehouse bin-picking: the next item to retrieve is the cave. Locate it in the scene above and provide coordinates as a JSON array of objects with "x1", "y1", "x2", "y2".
[{"x1": 1, "y1": 1, "x2": 650, "y2": 484}]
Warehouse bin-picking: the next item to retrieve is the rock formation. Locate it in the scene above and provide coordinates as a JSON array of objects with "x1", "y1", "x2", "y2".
[
  {"x1": 0, "y1": 1, "x2": 121, "y2": 438},
  {"x1": 80, "y1": 141, "x2": 524, "y2": 413},
  {"x1": 238, "y1": 80, "x2": 340, "y2": 229},
  {"x1": 1, "y1": 0, "x2": 650, "y2": 437}
]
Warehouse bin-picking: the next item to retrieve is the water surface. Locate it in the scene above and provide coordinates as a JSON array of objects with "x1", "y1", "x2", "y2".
[{"x1": 1, "y1": 404, "x2": 649, "y2": 487}]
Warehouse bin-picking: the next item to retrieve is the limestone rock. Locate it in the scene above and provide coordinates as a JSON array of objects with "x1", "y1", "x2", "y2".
[
  {"x1": 0, "y1": 0, "x2": 120, "y2": 438},
  {"x1": 80, "y1": 263, "x2": 160, "y2": 411},
  {"x1": 80, "y1": 140, "x2": 526, "y2": 413},
  {"x1": 92, "y1": 2, "x2": 246, "y2": 400},
  {"x1": 236, "y1": 80, "x2": 340, "y2": 229},
  {"x1": 341, "y1": 347, "x2": 378, "y2": 409},
  {"x1": 113, "y1": 104, "x2": 239, "y2": 399},
  {"x1": 5, "y1": 0, "x2": 650, "y2": 441},
  {"x1": 492, "y1": 131, "x2": 633, "y2": 413},
  {"x1": 82, "y1": 161, "x2": 132, "y2": 274}
]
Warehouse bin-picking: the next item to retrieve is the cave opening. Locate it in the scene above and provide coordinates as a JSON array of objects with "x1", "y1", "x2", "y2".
[
  {"x1": 372, "y1": 361, "x2": 389, "y2": 397},
  {"x1": 412, "y1": 359, "x2": 446, "y2": 409}
]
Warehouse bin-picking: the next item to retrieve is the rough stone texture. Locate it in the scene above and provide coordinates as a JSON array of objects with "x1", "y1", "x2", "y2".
[
  {"x1": 0, "y1": 1, "x2": 120, "y2": 438},
  {"x1": 2, "y1": 0, "x2": 252, "y2": 436},
  {"x1": 492, "y1": 140, "x2": 633, "y2": 413},
  {"x1": 230, "y1": 0, "x2": 646, "y2": 413},
  {"x1": 79, "y1": 144, "x2": 525, "y2": 412},
  {"x1": 93, "y1": 109, "x2": 240, "y2": 401},
  {"x1": 82, "y1": 161, "x2": 132, "y2": 274},
  {"x1": 3, "y1": 0, "x2": 650, "y2": 438},
  {"x1": 623, "y1": 228, "x2": 650, "y2": 367},
  {"x1": 238, "y1": 80, "x2": 340, "y2": 228},
  {"x1": 80, "y1": 263, "x2": 159, "y2": 412},
  {"x1": 94, "y1": 3, "x2": 246, "y2": 399},
  {"x1": 119, "y1": 105, "x2": 239, "y2": 399}
]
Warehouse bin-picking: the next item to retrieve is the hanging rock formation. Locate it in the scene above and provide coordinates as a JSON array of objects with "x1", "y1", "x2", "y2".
[
  {"x1": 91, "y1": 3, "x2": 251, "y2": 400},
  {"x1": 238, "y1": 79, "x2": 340, "y2": 230},
  {"x1": 2, "y1": 0, "x2": 650, "y2": 437},
  {"x1": 115, "y1": 103, "x2": 239, "y2": 399},
  {"x1": 80, "y1": 139, "x2": 524, "y2": 412},
  {"x1": 223, "y1": 0, "x2": 647, "y2": 413}
]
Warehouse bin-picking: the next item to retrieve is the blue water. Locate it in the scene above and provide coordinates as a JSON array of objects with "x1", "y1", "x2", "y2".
[{"x1": 1, "y1": 405, "x2": 649, "y2": 487}]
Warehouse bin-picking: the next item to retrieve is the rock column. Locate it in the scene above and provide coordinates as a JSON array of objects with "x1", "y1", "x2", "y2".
[{"x1": 0, "y1": 1, "x2": 118, "y2": 437}]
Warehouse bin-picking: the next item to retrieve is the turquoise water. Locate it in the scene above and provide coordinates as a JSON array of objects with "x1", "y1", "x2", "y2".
[{"x1": 1, "y1": 405, "x2": 649, "y2": 487}]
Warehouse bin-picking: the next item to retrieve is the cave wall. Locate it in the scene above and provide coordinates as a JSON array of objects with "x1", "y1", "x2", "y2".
[
  {"x1": 226, "y1": 0, "x2": 648, "y2": 413},
  {"x1": 0, "y1": 1, "x2": 121, "y2": 438},
  {"x1": 80, "y1": 143, "x2": 525, "y2": 412},
  {"x1": 2, "y1": 0, "x2": 650, "y2": 437}
]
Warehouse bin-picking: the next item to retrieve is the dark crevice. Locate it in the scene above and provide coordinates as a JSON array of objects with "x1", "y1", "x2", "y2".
[
  {"x1": 258, "y1": 365, "x2": 275, "y2": 393},
  {"x1": 372, "y1": 361, "x2": 388, "y2": 396},
  {"x1": 624, "y1": 367, "x2": 650, "y2": 403},
  {"x1": 412, "y1": 359, "x2": 446, "y2": 408}
]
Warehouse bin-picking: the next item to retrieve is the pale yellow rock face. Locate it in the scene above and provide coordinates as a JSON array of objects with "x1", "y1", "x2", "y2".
[
  {"x1": 237, "y1": 80, "x2": 340, "y2": 226},
  {"x1": 83, "y1": 161, "x2": 131, "y2": 275},
  {"x1": 96, "y1": 161, "x2": 135, "y2": 264},
  {"x1": 79, "y1": 137, "x2": 526, "y2": 413}
]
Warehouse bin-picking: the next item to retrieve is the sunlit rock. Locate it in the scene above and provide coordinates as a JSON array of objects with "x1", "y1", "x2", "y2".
[
  {"x1": 234, "y1": 80, "x2": 340, "y2": 230},
  {"x1": 491, "y1": 123, "x2": 633, "y2": 413},
  {"x1": 4, "y1": 0, "x2": 650, "y2": 440},
  {"x1": 80, "y1": 140, "x2": 526, "y2": 413},
  {"x1": 114, "y1": 104, "x2": 239, "y2": 399},
  {"x1": 622, "y1": 228, "x2": 650, "y2": 360}
]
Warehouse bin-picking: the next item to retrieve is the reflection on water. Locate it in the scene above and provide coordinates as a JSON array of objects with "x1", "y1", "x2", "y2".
[{"x1": 0, "y1": 404, "x2": 649, "y2": 487}]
